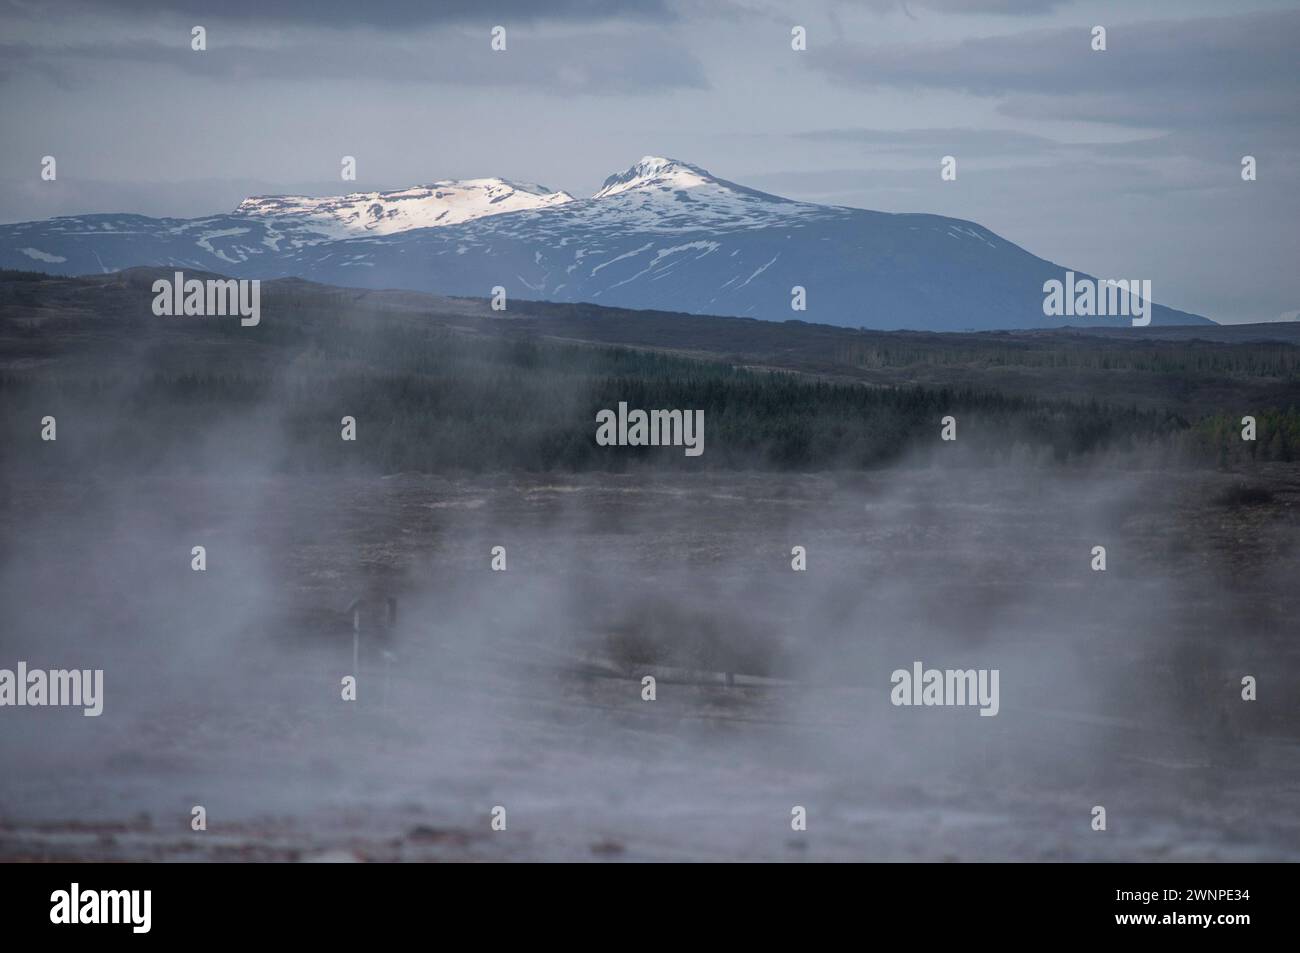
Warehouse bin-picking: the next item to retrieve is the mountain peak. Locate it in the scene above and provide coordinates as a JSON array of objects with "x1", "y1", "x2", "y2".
[{"x1": 593, "y1": 156, "x2": 717, "y2": 199}]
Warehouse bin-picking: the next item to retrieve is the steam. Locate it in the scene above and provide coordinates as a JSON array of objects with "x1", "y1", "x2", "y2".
[{"x1": 1, "y1": 337, "x2": 1295, "y2": 861}]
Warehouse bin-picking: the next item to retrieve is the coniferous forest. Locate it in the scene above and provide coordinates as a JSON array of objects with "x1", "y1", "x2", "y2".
[{"x1": 4, "y1": 270, "x2": 1297, "y2": 476}]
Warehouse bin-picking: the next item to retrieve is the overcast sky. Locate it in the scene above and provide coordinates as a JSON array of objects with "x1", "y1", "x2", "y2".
[{"x1": 1, "y1": 0, "x2": 1296, "y2": 323}]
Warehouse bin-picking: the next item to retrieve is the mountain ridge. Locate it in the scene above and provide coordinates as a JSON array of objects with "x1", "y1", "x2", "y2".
[{"x1": 0, "y1": 155, "x2": 1214, "y2": 330}]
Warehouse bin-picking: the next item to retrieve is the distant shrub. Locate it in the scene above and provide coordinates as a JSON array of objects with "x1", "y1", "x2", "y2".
[{"x1": 1213, "y1": 483, "x2": 1275, "y2": 507}]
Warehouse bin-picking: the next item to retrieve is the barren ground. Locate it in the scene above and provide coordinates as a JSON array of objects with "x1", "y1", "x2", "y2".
[{"x1": 1, "y1": 464, "x2": 1298, "y2": 861}]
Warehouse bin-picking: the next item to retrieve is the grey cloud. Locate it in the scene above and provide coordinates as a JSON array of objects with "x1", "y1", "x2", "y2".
[
  {"x1": 750, "y1": 156, "x2": 1241, "y2": 206},
  {"x1": 793, "y1": 126, "x2": 1079, "y2": 159},
  {"x1": 8, "y1": 0, "x2": 678, "y2": 29},
  {"x1": 808, "y1": 10, "x2": 1300, "y2": 129},
  {"x1": 789, "y1": 124, "x2": 1300, "y2": 174},
  {"x1": 0, "y1": 31, "x2": 709, "y2": 95},
  {"x1": 997, "y1": 87, "x2": 1300, "y2": 132},
  {"x1": 865, "y1": 0, "x2": 1069, "y2": 13}
]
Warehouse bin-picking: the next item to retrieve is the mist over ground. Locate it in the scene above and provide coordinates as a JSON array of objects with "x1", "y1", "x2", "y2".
[{"x1": 1, "y1": 271, "x2": 1297, "y2": 861}]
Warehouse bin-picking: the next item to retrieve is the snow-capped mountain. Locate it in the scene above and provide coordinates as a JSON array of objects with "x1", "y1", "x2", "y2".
[
  {"x1": 235, "y1": 178, "x2": 573, "y2": 238},
  {"x1": 0, "y1": 156, "x2": 1211, "y2": 329}
]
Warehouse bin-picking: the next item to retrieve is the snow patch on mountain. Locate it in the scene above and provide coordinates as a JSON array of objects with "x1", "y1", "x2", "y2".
[
  {"x1": 574, "y1": 156, "x2": 825, "y2": 232},
  {"x1": 592, "y1": 156, "x2": 717, "y2": 199},
  {"x1": 590, "y1": 242, "x2": 655, "y2": 275},
  {"x1": 195, "y1": 227, "x2": 252, "y2": 263},
  {"x1": 20, "y1": 247, "x2": 66, "y2": 263},
  {"x1": 235, "y1": 179, "x2": 574, "y2": 238}
]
